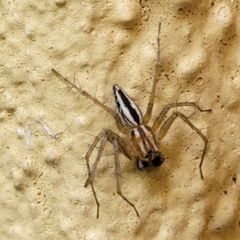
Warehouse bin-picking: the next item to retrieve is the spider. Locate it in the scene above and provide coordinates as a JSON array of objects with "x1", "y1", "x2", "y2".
[{"x1": 52, "y1": 23, "x2": 211, "y2": 218}]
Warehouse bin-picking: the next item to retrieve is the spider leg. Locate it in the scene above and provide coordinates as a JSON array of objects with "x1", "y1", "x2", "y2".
[
  {"x1": 84, "y1": 129, "x2": 135, "y2": 218},
  {"x1": 52, "y1": 69, "x2": 116, "y2": 117},
  {"x1": 152, "y1": 102, "x2": 212, "y2": 131},
  {"x1": 84, "y1": 131, "x2": 108, "y2": 187},
  {"x1": 113, "y1": 139, "x2": 140, "y2": 217},
  {"x1": 52, "y1": 69, "x2": 127, "y2": 133},
  {"x1": 158, "y1": 111, "x2": 209, "y2": 180},
  {"x1": 84, "y1": 130, "x2": 108, "y2": 218},
  {"x1": 143, "y1": 22, "x2": 162, "y2": 124}
]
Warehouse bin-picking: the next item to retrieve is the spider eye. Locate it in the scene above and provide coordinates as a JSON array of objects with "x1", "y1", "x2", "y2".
[
  {"x1": 151, "y1": 153, "x2": 165, "y2": 167},
  {"x1": 145, "y1": 150, "x2": 152, "y2": 159},
  {"x1": 137, "y1": 160, "x2": 149, "y2": 170}
]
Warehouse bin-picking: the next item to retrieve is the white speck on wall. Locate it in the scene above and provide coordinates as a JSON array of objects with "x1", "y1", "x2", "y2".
[{"x1": 17, "y1": 123, "x2": 31, "y2": 150}]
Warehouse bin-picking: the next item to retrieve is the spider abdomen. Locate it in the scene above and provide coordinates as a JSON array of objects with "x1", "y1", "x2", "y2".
[{"x1": 113, "y1": 84, "x2": 143, "y2": 127}]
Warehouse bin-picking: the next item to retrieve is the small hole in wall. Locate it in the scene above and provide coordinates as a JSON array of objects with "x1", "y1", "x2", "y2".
[{"x1": 232, "y1": 176, "x2": 237, "y2": 184}]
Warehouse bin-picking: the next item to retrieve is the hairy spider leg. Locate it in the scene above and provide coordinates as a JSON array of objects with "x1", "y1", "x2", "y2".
[
  {"x1": 52, "y1": 69, "x2": 127, "y2": 134},
  {"x1": 152, "y1": 102, "x2": 212, "y2": 179},
  {"x1": 143, "y1": 22, "x2": 162, "y2": 124},
  {"x1": 84, "y1": 129, "x2": 137, "y2": 218},
  {"x1": 113, "y1": 139, "x2": 140, "y2": 217}
]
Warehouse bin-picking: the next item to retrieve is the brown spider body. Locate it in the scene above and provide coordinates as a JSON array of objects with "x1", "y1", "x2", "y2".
[{"x1": 52, "y1": 23, "x2": 211, "y2": 218}]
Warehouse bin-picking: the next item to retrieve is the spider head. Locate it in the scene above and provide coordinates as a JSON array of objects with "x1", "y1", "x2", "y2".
[
  {"x1": 136, "y1": 151, "x2": 165, "y2": 170},
  {"x1": 151, "y1": 153, "x2": 165, "y2": 167}
]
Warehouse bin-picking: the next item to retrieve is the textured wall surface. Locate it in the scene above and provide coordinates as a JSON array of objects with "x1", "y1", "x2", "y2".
[{"x1": 1, "y1": 0, "x2": 240, "y2": 239}]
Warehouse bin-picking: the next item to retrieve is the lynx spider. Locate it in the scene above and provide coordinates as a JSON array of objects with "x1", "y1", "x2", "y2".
[{"x1": 52, "y1": 23, "x2": 211, "y2": 218}]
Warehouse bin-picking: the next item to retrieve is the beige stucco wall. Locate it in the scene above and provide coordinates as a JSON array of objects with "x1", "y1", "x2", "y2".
[{"x1": 1, "y1": 0, "x2": 239, "y2": 239}]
